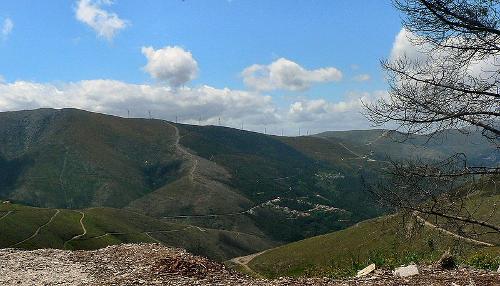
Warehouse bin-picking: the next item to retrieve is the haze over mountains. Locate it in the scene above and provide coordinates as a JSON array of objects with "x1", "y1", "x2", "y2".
[{"x1": 0, "y1": 108, "x2": 498, "y2": 261}]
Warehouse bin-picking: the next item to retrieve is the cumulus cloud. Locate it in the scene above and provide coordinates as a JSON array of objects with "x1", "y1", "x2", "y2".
[
  {"x1": 0, "y1": 80, "x2": 279, "y2": 127},
  {"x1": 2, "y1": 18, "x2": 13, "y2": 39},
  {"x1": 242, "y1": 58, "x2": 342, "y2": 91},
  {"x1": 75, "y1": 0, "x2": 128, "y2": 41},
  {"x1": 287, "y1": 91, "x2": 388, "y2": 130},
  {"x1": 389, "y1": 28, "x2": 431, "y2": 63},
  {"x1": 354, "y1": 74, "x2": 371, "y2": 82},
  {"x1": 142, "y1": 46, "x2": 199, "y2": 87},
  {"x1": 389, "y1": 28, "x2": 500, "y2": 85}
]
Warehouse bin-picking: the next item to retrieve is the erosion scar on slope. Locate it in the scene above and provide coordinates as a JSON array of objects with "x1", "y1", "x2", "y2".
[{"x1": 11, "y1": 209, "x2": 61, "y2": 247}]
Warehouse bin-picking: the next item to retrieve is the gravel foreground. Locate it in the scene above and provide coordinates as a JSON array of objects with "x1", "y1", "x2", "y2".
[{"x1": 0, "y1": 244, "x2": 498, "y2": 286}]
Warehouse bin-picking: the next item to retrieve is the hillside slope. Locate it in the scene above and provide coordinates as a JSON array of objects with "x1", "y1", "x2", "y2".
[
  {"x1": 317, "y1": 129, "x2": 498, "y2": 165},
  {"x1": 0, "y1": 108, "x2": 497, "y2": 249},
  {"x1": 247, "y1": 185, "x2": 500, "y2": 278},
  {"x1": 0, "y1": 202, "x2": 273, "y2": 261},
  {"x1": 0, "y1": 109, "x2": 375, "y2": 243},
  {"x1": 0, "y1": 108, "x2": 183, "y2": 209}
]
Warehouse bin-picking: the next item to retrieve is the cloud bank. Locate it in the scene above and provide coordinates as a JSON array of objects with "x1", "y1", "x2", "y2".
[
  {"x1": 0, "y1": 78, "x2": 383, "y2": 132},
  {"x1": 0, "y1": 80, "x2": 279, "y2": 126}
]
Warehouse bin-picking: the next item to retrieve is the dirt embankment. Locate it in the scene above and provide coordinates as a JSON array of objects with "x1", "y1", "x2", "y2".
[{"x1": 0, "y1": 244, "x2": 498, "y2": 286}]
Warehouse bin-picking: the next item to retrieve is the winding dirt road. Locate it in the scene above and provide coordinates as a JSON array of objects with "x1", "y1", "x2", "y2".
[
  {"x1": 0, "y1": 210, "x2": 13, "y2": 222},
  {"x1": 11, "y1": 209, "x2": 60, "y2": 247},
  {"x1": 165, "y1": 122, "x2": 199, "y2": 182},
  {"x1": 230, "y1": 250, "x2": 268, "y2": 278},
  {"x1": 64, "y1": 211, "x2": 87, "y2": 249},
  {"x1": 415, "y1": 213, "x2": 494, "y2": 247}
]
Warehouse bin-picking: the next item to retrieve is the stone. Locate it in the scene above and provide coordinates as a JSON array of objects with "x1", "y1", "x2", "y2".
[
  {"x1": 438, "y1": 250, "x2": 456, "y2": 269},
  {"x1": 393, "y1": 264, "x2": 419, "y2": 278},
  {"x1": 356, "y1": 263, "x2": 376, "y2": 277}
]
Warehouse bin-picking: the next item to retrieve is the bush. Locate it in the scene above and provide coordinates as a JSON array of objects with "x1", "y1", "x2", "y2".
[{"x1": 465, "y1": 253, "x2": 500, "y2": 271}]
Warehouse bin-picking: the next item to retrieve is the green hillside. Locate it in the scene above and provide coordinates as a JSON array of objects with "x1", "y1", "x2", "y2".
[
  {"x1": 0, "y1": 108, "x2": 497, "y2": 259},
  {"x1": 247, "y1": 184, "x2": 500, "y2": 278},
  {"x1": 0, "y1": 108, "x2": 182, "y2": 209},
  {"x1": 317, "y1": 129, "x2": 498, "y2": 165},
  {"x1": 0, "y1": 109, "x2": 369, "y2": 243},
  {"x1": 167, "y1": 124, "x2": 383, "y2": 241},
  {"x1": 0, "y1": 202, "x2": 273, "y2": 261}
]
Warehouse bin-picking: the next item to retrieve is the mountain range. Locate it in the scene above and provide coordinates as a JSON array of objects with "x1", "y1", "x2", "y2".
[{"x1": 0, "y1": 108, "x2": 498, "y2": 261}]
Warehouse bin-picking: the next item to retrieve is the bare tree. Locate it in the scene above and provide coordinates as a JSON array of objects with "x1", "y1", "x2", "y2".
[
  {"x1": 366, "y1": 0, "x2": 500, "y2": 142},
  {"x1": 364, "y1": 0, "x2": 499, "y2": 240}
]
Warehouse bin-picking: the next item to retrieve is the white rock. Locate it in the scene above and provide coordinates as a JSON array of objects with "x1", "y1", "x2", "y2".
[
  {"x1": 356, "y1": 263, "x2": 376, "y2": 277},
  {"x1": 393, "y1": 264, "x2": 419, "y2": 278}
]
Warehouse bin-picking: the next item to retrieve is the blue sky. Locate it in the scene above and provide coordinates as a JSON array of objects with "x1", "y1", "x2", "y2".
[{"x1": 0, "y1": 0, "x2": 405, "y2": 134}]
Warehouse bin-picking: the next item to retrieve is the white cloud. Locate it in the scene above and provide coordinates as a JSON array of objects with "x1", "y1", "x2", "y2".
[
  {"x1": 287, "y1": 91, "x2": 388, "y2": 130},
  {"x1": 0, "y1": 78, "x2": 391, "y2": 132},
  {"x1": 142, "y1": 46, "x2": 199, "y2": 87},
  {"x1": 389, "y1": 28, "x2": 500, "y2": 84},
  {"x1": 75, "y1": 0, "x2": 128, "y2": 41},
  {"x1": 354, "y1": 74, "x2": 371, "y2": 82},
  {"x1": 242, "y1": 58, "x2": 342, "y2": 91},
  {"x1": 2, "y1": 18, "x2": 13, "y2": 39},
  {"x1": 0, "y1": 80, "x2": 279, "y2": 127},
  {"x1": 389, "y1": 28, "x2": 429, "y2": 62}
]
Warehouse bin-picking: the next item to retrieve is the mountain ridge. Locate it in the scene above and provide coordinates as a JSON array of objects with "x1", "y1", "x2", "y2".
[{"x1": 0, "y1": 108, "x2": 498, "y2": 258}]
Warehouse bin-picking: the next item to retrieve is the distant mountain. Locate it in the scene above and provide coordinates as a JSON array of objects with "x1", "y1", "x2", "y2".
[
  {"x1": 317, "y1": 129, "x2": 498, "y2": 166},
  {"x1": 0, "y1": 108, "x2": 497, "y2": 254}
]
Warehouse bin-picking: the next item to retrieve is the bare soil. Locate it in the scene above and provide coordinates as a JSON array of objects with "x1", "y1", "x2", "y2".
[{"x1": 0, "y1": 244, "x2": 498, "y2": 286}]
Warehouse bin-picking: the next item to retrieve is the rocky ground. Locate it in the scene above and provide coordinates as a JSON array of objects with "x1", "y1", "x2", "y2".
[{"x1": 0, "y1": 244, "x2": 498, "y2": 286}]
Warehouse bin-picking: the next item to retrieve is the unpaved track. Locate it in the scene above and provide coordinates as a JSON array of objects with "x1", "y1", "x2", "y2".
[
  {"x1": 74, "y1": 225, "x2": 206, "y2": 243},
  {"x1": 161, "y1": 201, "x2": 273, "y2": 219},
  {"x1": 0, "y1": 210, "x2": 13, "y2": 222},
  {"x1": 64, "y1": 211, "x2": 87, "y2": 248},
  {"x1": 144, "y1": 232, "x2": 163, "y2": 244},
  {"x1": 230, "y1": 250, "x2": 268, "y2": 278},
  {"x1": 11, "y1": 209, "x2": 60, "y2": 247},
  {"x1": 415, "y1": 214, "x2": 494, "y2": 247},
  {"x1": 166, "y1": 121, "x2": 199, "y2": 182}
]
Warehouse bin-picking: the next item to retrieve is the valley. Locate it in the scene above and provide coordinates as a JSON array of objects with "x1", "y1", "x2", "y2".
[{"x1": 0, "y1": 108, "x2": 498, "y2": 277}]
